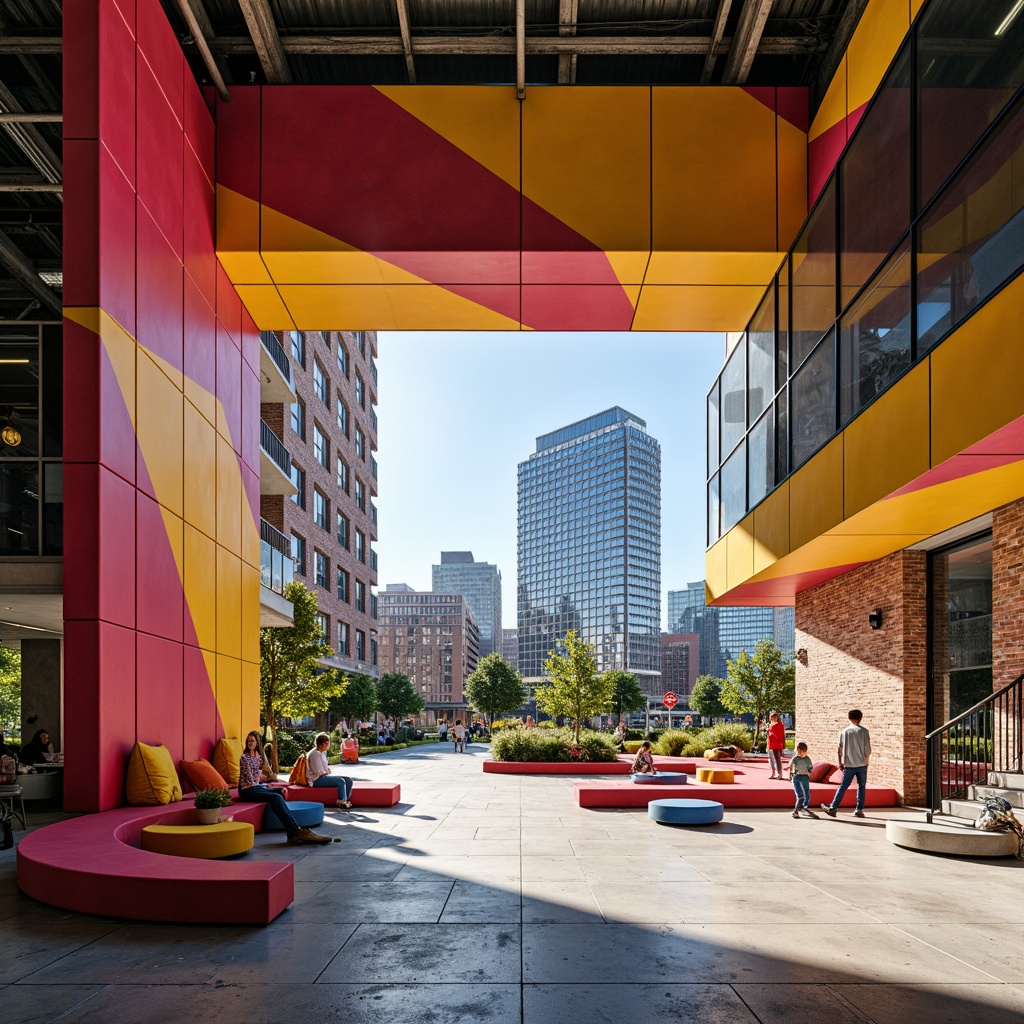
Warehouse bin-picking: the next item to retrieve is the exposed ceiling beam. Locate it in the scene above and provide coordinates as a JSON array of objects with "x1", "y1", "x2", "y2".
[
  {"x1": 174, "y1": 0, "x2": 231, "y2": 101},
  {"x1": 700, "y1": 0, "x2": 733, "y2": 85},
  {"x1": 813, "y1": 0, "x2": 868, "y2": 111},
  {"x1": 0, "y1": 181, "x2": 61, "y2": 192},
  {"x1": 0, "y1": 112, "x2": 60, "y2": 122},
  {"x1": 516, "y1": 0, "x2": 526, "y2": 100},
  {"x1": 207, "y1": 34, "x2": 824, "y2": 57},
  {"x1": 237, "y1": 0, "x2": 292, "y2": 83},
  {"x1": 394, "y1": 0, "x2": 416, "y2": 83},
  {"x1": 0, "y1": 38, "x2": 61, "y2": 55},
  {"x1": 0, "y1": 78, "x2": 62, "y2": 195},
  {"x1": 558, "y1": 0, "x2": 579, "y2": 85},
  {"x1": 721, "y1": 0, "x2": 774, "y2": 85},
  {"x1": 0, "y1": 228, "x2": 61, "y2": 317}
]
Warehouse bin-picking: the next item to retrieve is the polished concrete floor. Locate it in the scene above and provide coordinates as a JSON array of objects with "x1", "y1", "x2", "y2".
[{"x1": 3, "y1": 743, "x2": 1024, "y2": 1023}]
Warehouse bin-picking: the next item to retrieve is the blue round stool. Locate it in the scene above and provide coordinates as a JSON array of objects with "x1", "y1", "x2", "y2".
[
  {"x1": 648, "y1": 798, "x2": 724, "y2": 826},
  {"x1": 631, "y1": 771, "x2": 688, "y2": 785},
  {"x1": 262, "y1": 800, "x2": 325, "y2": 831}
]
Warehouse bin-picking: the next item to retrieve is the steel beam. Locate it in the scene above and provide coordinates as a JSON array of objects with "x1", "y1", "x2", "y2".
[{"x1": 0, "y1": 227, "x2": 61, "y2": 317}]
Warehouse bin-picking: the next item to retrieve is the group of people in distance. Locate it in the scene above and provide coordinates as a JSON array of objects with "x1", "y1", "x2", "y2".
[
  {"x1": 437, "y1": 720, "x2": 468, "y2": 751},
  {"x1": 237, "y1": 730, "x2": 353, "y2": 847}
]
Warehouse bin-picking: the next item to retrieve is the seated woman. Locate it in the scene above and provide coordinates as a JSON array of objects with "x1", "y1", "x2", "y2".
[
  {"x1": 18, "y1": 728, "x2": 54, "y2": 766},
  {"x1": 630, "y1": 740, "x2": 658, "y2": 775},
  {"x1": 305, "y1": 732, "x2": 353, "y2": 809},
  {"x1": 238, "y1": 731, "x2": 330, "y2": 845}
]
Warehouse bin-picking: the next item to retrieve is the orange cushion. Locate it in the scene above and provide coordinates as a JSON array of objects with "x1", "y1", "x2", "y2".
[
  {"x1": 180, "y1": 758, "x2": 230, "y2": 793},
  {"x1": 809, "y1": 762, "x2": 838, "y2": 783}
]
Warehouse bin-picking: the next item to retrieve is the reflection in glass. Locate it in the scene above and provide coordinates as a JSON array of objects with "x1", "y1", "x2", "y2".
[
  {"x1": 917, "y1": 92, "x2": 1024, "y2": 353},
  {"x1": 707, "y1": 383, "x2": 719, "y2": 476},
  {"x1": 721, "y1": 440, "x2": 746, "y2": 534},
  {"x1": 43, "y1": 462, "x2": 62, "y2": 555},
  {"x1": 776, "y1": 266, "x2": 789, "y2": 391},
  {"x1": 748, "y1": 408, "x2": 774, "y2": 509},
  {"x1": 776, "y1": 387, "x2": 788, "y2": 483},
  {"x1": 839, "y1": 240, "x2": 912, "y2": 424},
  {"x1": 748, "y1": 288, "x2": 774, "y2": 426},
  {"x1": 0, "y1": 463, "x2": 38, "y2": 554},
  {"x1": 841, "y1": 44, "x2": 910, "y2": 305},
  {"x1": 791, "y1": 330, "x2": 835, "y2": 470},
  {"x1": 707, "y1": 473, "x2": 720, "y2": 547},
  {"x1": 0, "y1": 332, "x2": 39, "y2": 459},
  {"x1": 791, "y1": 180, "x2": 837, "y2": 369},
  {"x1": 720, "y1": 339, "x2": 745, "y2": 459}
]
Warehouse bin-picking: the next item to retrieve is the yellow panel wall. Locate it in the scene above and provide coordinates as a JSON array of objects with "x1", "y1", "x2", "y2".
[
  {"x1": 726, "y1": 514, "x2": 756, "y2": 592},
  {"x1": 753, "y1": 481, "x2": 791, "y2": 574},
  {"x1": 789, "y1": 437, "x2": 845, "y2": 551}
]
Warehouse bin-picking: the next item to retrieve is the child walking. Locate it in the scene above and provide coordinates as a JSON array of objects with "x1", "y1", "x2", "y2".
[{"x1": 789, "y1": 742, "x2": 816, "y2": 818}]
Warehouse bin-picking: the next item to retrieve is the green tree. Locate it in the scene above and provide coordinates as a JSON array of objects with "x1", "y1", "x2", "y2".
[
  {"x1": 536, "y1": 630, "x2": 615, "y2": 743},
  {"x1": 260, "y1": 581, "x2": 346, "y2": 771},
  {"x1": 689, "y1": 675, "x2": 729, "y2": 720},
  {"x1": 0, "y1": 648, "x2": 20, "y2": 735},
  {"x1": 603, "y1": 669, "x2": 646, "y2": 724},
  {"x1": 375, "y1": 672, "x2": 425, "y2": 723},
  {"x1": 721, "y1": 639, "x2": 795, "y2": 749},
  {"x1": 329, "y1": 672, "x2": 378, "y2": 726},
  {"x1": 464, "y1": 653, "x2": 526, "y2": 730}
]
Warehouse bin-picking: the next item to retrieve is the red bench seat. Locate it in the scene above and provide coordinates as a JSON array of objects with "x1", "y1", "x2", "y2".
[
  {"x1": 16, "y1": 798, "x2": 294, "y2": 926},
  {"x1": 285, "y1": 782, "x2": 400, "y2": 806}
]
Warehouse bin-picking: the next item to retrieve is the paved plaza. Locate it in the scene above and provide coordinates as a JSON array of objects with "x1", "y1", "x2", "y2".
[{"x1": 2, "y1": 745, "x2": 1024, "y2": 1023}]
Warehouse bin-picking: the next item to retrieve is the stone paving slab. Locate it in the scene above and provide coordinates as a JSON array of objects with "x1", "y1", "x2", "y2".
[{"x1": 4, "y1": 744, "x2": 1024, "y2": 1023}]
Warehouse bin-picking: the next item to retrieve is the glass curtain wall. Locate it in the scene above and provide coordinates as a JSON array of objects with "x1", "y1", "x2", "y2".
[{"x1": 707, "y1": 0, "x2": 1024, "y2": 546}]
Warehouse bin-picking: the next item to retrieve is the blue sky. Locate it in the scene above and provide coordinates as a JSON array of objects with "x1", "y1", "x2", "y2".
[{"x1": 375, "y1": 331, "x2": 727, "y2": 629}]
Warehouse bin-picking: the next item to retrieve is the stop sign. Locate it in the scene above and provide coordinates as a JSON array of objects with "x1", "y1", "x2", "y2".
[{"x1": 663, "y1": 692, "x2": 678, "y2": 709}]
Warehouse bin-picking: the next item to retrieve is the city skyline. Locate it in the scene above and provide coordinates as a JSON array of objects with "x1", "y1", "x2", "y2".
[{"x1": 375, "y1": 331, "x2": 726, "y2": 630}]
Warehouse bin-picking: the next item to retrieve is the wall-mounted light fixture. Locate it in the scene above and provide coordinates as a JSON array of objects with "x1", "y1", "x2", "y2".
[
  {"x1": 796, "y1": 648, "x2": 808, "y2": 664},
  {"x1": 868, "y1": 609, "x2": 883, "y2": 630}
]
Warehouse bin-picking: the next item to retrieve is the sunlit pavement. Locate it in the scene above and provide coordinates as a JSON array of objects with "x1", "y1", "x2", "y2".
[{"x1": 2, "y1": 743, "x2": 1023, "y2": 1023}]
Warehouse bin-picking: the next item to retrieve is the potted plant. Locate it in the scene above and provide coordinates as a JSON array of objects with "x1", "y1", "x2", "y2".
[{"x1": 193, "y1": 788, "x2": 232, "y2": 825}]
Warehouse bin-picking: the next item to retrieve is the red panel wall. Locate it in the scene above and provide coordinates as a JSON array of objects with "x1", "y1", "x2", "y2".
[{"x1": 63, "y1": 0, "x2": 260, "y2": 811}]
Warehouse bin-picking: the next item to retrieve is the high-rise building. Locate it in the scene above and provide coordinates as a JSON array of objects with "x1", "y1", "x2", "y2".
[
  {"x1": 668, "y1": 581, "x2": 795, "y2": 679},
  {"x1": 518, "y1": 407, "x2": 661, "y2": 692},
  {"x1": 660, "y1": 634, "x2": 700, "y2": 703},
  {"x1": 261, "y1": 330, "x2": 380, "y2": 678},
  {"x1": 432, "y1": 551, "x2": 502, "y2": 658},
  {"x1": 501, "y1": 628, "x2": 519, "y2": 670},
  {"x1": 377, "y1": 586, "x2": 480, "y2": 724}
]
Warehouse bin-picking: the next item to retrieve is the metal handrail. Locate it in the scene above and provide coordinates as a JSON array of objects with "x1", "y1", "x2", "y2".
[
  {"x1": 260, "y1": 331, "x2": 292, "y2": 384},
  {"x1": 926, "y1": 671, "x2": 1024, "y2": 819},
  {"x1": 260, "y1": 420, "x2": 292, "y2": 476},
  {"x1": 260, "y1": 518, "x2": 289, "y2": 555}
]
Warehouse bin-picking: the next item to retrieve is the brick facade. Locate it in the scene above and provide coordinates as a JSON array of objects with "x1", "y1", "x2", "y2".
[
  {"x1": 795, "y1": 550, "x2": 927, "y2": 805},
  {"x1": 261, "y1": 330, "x2": 379, "y2": 676},
  {"x1": 992, "y1": 499, "x2": 1024, "y2": 687}
]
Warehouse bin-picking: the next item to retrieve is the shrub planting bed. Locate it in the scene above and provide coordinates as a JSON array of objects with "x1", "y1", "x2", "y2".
[{"x1": 490, "y1": 728, "x2": 618, "y2": 763}]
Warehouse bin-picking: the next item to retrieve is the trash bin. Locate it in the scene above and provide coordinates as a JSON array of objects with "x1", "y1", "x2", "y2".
[{"x1": 341, "y1": 738, "x2": 359, "y2": 763}]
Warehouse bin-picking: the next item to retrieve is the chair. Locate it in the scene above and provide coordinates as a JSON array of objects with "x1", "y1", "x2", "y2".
[{"x1": 0, "y1": 784, "x2": 26, "y2": 830}]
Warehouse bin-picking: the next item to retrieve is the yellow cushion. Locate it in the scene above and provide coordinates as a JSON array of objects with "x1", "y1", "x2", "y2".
[
  {"x1": 140, "y1": 821, "x2": 254, "y2": 859},
  {"x1": 212, "y1": 737, "x2": 243, "y2": 786},
  {"x1": 125, "y1": 742, "x2": 183, "y2": 806},
  {"x1": 697, "y1": 767, "x2": 735, "y2": 784}
]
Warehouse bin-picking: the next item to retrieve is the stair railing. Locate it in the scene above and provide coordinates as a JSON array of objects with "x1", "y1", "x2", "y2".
[{"x1": 925, "y1": 672, "x2": 1024, "y2": 820}]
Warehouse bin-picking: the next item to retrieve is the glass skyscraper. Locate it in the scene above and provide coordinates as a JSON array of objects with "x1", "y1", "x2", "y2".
[
  {"x1": 518, "y1": 407, "x2": 661, "y2": 692},
  {"x1": 431, "y1": 551, "x2": 502, "y2": 658},
  {"x1": 668, "y1": 580, "x2": 795, "y2": 679}
]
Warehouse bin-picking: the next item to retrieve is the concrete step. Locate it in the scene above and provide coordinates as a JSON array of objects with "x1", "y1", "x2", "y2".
[
  {"x1": 987, "y1": 771, "x2": 1024, "y2": 789},
  {"x1": 969, "y1": 785, "x2": 1024, "y2": 808},
  {"x1": 887, "y1": 818, "x2": 1017, "y2": 857}
]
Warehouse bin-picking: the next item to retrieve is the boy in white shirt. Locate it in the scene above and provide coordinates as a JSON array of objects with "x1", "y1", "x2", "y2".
[{"x1": 306, "y1": 733, "x2": 353, "y2": 809}]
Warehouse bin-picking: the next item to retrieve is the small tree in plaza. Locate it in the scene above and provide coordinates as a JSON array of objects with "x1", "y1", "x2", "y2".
[
  {"x1": 328, "y1": 672, "x2": 378, "y2": 729},
  {"x1": 464, "y1": 653, "x2": 526, "y2": 730},
  {"x1": 689, "y1": 674, "x2": 729, "y2": 721},
  {"x1": 260, "y1": 581, "x2": 347, "y2": 772},
  {"x1": 603, "y1": 669, "x2": 646, "y2": 724},
  {"x1": 721, "y1": 639, "x2": 795, "y2": 750},
  {"x1": 375, "y1": 672, "x2": 425, "y2": 723},
  {"x1": 536, "y1": 630, "x2": 615, "y2": 743},
  {"x1": 0, "y1": 648, "x2": 20, "y2": 736}
]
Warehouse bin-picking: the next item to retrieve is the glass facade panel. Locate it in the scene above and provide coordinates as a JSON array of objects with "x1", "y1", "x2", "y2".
[
  {"x1": 748, "y1": 407, "x2": 774, "y2": 509},
  {"x1": 776, "y1": 265, "x2": 789, "y2": 390},
  {"x1": 918, "y1": 0, "x2": 1024, "y2": 207},
  {"x1": 719, "y1": 341, "x2": 745, "y2": 459},
  {"x1": 841, "y1": 45, "x2": 911, "y2": 305},
  {"x1": 839, "y1": 240, "x2": 912, "y2": 424},
  {"x1": 748, "y1": 288, "x2": 774, "y2": 425},
  {"x1": 791, "y1": 330, "x2": 835, "y2": 470},
  {"x1": 707, "y1": 472, "x2": 720, "y2": 547},
  {"x1": 776, "y1": 386, "x2": 788, "y2": 483},
  {"x1": 0, "y1": 333, "x2": 39, "y2": 459},
  {"x1": 791, "y1": 180, "x2": 836, "y2": 368},
  {"x1": 720, "y1": 439, "x2": 746, "y2": 534},
  {"x1": 0, "y1": 463, "x2": 38, "y2": 554},
  {"x1": 706, "y1": 382, "x2": 719, "y2": 477},
  {"x1": 41, "y1": 325, "x2": 62, "y2": 457},
  {"x1": 917, "y1": 91, "x2": 1024, "y2": 353}
]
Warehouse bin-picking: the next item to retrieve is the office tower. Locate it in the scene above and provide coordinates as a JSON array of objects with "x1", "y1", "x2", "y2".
[
  {"x1": 261, "y1": 330, "x2": 380, "y2": 677},
  {"x1": 378, "y1": 586, "x2": 480, "y2": 724},
  {"x1": 432, "y1": 551, "x2": 502, "y2": 658},
  {"x1": 518, "y1": 407, "x2": 661, "y2": 693},
  {"x1": 668, "y1": 581, "x2": 795, "y2": 679},
  {"x1": 501, "y1": 628, "x2": 519, "y2": 670},
  {"x1": 660, "y1": 634, "x2": 700, "y2": 703}
]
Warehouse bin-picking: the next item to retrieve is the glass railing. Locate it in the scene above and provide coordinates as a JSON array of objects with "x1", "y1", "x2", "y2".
[
  {"x1": 259, "y1": 331, "x2": 292, "y2": 384},
  {"x1": 259, "y1": 519, "x2": 294, "y2": 596},
  {"x1": 260, "y1": 419, "x2": 292, "y2": 476},
  {"x1": 707, "y1": 0, "x2": 1024, "y2": 546}
]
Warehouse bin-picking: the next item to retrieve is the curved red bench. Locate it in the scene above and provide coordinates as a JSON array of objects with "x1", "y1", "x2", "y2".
[
  {"x1": 16, "y1": 799, "x2": 293, "y2": 926},
  {"x1": 285, "y1": 782, "x2": 400, "y2": 806}
]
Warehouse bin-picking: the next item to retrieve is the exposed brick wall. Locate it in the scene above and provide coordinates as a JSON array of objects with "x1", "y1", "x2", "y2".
[
  {"x1": 795, "y1": 550, "x2": 927, "y2": 805},
  {"x1": 993, "y1": 499, "x2": 1024, "y2": 687}
]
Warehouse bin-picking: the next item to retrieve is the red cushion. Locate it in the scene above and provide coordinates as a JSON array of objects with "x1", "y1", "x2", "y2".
[
  {"x1": 180, "y1": 758, "x2": 230, "y2": 793},
  {"x1": 809, "y1": 762, "x2": 838, "y2": 783}
]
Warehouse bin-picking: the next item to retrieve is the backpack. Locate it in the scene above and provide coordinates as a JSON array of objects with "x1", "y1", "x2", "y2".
[{"x1": 288, "y1": 754, "x2": 308, "y2": 787}]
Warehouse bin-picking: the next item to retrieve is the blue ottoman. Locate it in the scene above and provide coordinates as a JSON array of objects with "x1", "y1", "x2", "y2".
[
  {"x1": 648, "y1": 798, "x2": 724, "y2": 826},
  {"x1": 262, "y1": 800, "x2": 325, "y2": 832},
  {"x1": 631, "y1": 771, "x2": 688, "y2": 785}
]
